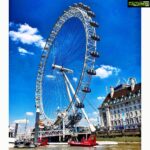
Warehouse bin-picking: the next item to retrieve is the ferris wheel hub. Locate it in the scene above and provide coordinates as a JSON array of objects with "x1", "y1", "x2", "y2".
[{"x1": 52, "y1": 64, "x2": 73, "y2": 74}]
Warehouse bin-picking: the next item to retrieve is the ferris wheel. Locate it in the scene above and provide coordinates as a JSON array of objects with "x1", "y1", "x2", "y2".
[{"x1": 35, "y1": 3, "x2": 100, "y2": 133}]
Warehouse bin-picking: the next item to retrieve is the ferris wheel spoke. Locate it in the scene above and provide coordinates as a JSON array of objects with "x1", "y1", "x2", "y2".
[{"x1": 64, "y1": 77, "x2": 75, "y2": 113}]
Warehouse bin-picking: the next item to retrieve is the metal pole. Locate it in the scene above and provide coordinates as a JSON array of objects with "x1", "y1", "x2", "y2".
[
  {"x1": 24, "y1": 115, "x2": 27, "y2": 137},
  {"x1": 34, "y1": 109, "x2": 40, "y2": 144},
  {"x1": 62, "y1": 117, "x2": 65, "y2": 141},
  {"x1": 14, "y1": 123, "x2": 18, "y2": 138},
  {"x1": 63, "y1": 74, "x2": 75, "y2": 113}
]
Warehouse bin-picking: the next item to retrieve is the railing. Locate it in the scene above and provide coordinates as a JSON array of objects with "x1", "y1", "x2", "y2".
[{"x1": 15, "y1": 130, "x2": 91, "y2": 139}]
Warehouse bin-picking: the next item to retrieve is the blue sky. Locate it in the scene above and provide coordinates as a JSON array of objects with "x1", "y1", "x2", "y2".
[{"x1": 9, "y1": 0, "x2": 141, "y2": 127}]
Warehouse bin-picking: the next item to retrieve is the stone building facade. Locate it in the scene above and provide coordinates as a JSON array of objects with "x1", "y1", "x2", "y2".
[{"x1": 99, "y1": 79, "x2": 141, "y2": 130}]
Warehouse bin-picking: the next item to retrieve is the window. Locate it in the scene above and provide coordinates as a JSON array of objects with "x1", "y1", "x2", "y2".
[
  {"x1": 126, "y1": 119, "x2": 129, "y2": 124},
  {"x1": 130, "y1": 107, "x2": 132, "y2": 111},
  {"x1": 139, "y1": 105, "x2": 141, "y2": 109},
  {"x1": 130, "y1": 118, "x2": 134, "y2": 124},
  {"x1": 135, "y1": 118, "x2": 139, "y2": 124},
  {"x1": 130, "y1": 112, "x2": 133, "y2": 117},
  {"x1": 135, "y1": 111, "x2": 138, "y2": 116},
  {"x1": 111, "y1": 121, "x2": 113, "y2": 126},
  {"x1": 134, "y1": 106, "x2": 137, "y2": 110}
]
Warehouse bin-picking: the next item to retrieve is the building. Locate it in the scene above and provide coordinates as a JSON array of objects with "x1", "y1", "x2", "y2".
[{"x1": 99, "y1": 78, "x2": 141, "y2": 130}]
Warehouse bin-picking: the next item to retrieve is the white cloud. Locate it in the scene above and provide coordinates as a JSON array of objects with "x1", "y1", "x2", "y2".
[
  {"x1": 46, "y1": 74, "x2": 56, "y2": 79},
  {"x1": 95, "y1": 65, "x2": 121, "y2": 79},
  {"x1": 77, "y1": 118, "x2": 88, "y2": 127},
  {"x1": 9, "y1": 23, "x2": 45, "y2": 48},
  {"x1": 97, "y1": 96, "x2": 105, "y2": 101},
  {"x1": 14, "y1": 119, "x2": 29, "y2": 124},
  {"x1": 73, "y1": 77, "x2": 77, "y2": 82},
  {"x1": 26, "y1": 112, "x2": 34, "y2": 116},
  {"x1": 18, "y1": 47, "x2": 34, "y2": 55},
  {"x1": 92, "y1": 111, "x2": 99, "y2": 116},
  {"x1": 78, "y1": 111, "x2": 100, "y2": 127},
  {"x1": 89, "y1": 118, "x2": 97, "y2": 125}
]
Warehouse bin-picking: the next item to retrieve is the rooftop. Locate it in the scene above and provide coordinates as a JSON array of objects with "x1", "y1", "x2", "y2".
[{"x1": 99, "y1": 83, "x2": 141, "y2": 109}]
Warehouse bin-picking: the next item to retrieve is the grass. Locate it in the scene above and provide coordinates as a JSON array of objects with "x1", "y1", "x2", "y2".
[
  {"x1": 97, "y1": 136, "x2": 141, "y2": 142},
  {"x1": 128, "y1": 1, "x2": 150, "y2": 7}
]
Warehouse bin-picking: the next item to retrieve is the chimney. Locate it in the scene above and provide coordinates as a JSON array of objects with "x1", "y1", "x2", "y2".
[
  {"x1": 130, "y1": 78, "x2": 136, "y2": 91},
  {"x1": 110, "y1": 86, "x2": 114, "y2": 98}
]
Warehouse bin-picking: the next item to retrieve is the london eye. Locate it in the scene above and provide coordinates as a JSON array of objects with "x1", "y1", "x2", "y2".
[{"x1": 35, "y1": 3, "x2": 100, "y2": 134}]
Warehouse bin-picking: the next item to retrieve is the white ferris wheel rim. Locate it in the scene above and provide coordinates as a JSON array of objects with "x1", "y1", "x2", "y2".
[{"x1": 35, "y1": 4, "x2": 98, "y2": 126}]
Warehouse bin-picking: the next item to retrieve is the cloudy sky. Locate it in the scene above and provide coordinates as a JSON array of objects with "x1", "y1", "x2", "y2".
[{"x1": 9, "y1": 0, "x2": 141, "y2": 127}]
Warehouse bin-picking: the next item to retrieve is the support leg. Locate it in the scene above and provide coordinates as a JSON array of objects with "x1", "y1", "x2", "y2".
[{"x1": 63, "y1": 72, "x2": 96, "y2": 133}]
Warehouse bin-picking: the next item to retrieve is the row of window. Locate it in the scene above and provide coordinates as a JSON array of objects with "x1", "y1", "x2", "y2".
[
  {"x1": 110, "y1": 104, "x2": 141, "y2": 114},
  {"x1": 110, "y1": 110, "x2": 141, "y2": 119},
  {"x1": 111, "y1": 117, "x2": 141, "y2": 126},
  {"x1": 107, "y1": 93, "x2": 141, "y2": 106},
  {"x1": 111, "y1": 124, "x2": 140, "y2": 130}
]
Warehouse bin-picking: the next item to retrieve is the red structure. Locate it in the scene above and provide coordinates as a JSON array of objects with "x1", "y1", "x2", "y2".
[
  {"x1": 68, "y1": 135, "x2": 97, "y2": 147},
  {"x1": 38, "y1": 137, "x2": 48, "y2": 146}
]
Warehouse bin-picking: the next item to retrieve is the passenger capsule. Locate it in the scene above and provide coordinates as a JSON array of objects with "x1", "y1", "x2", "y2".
[
  {"x1": 82, "y1": 87, "x2": 91, "y2": 93},
  {"x1": 90, "y1": 51, "x2": 100, "y2": 57},
  {"x1": 78, "y1": 2, "x2": 84, "y2": 7},
  {"x1": 38, "y1": 71, "x2": 42, "y2": 75},
  {"x1": 41, "y1": 54, "x2": 46, "y2": 58},
  {"x1": 75, "y1": 102, "x2": 84, "y2": 108},
  {"x1": 87, "y1": 69, "x2": 96, "y2": 75},
  {"x1": 73, "y1": 3, "x2": 78, "y2": 7},
  {"x1": 87, "y1": 11, "x2": 96, "y2": 18},
  {"x1": 77, "y1": 3, "x2": 91, "y2": 11},
  {"x1": 83, "y1": 5, "x2": 91, "y2": 11},
  {"x1": 44, "y1": 46, "x2": 49, "y2": 50},
  {"x1": 76, "y1": 113, "x2": 82, "y2": 120},
  {"x1": 90, "y1": 21, "x2": 99, "y2": 27},
  {"x1": 36, "y1": 97, "x2": 40, "y2": 100},
  {"x1": 91, "y1": 35, "x2": 100, "y2": 41},
  {"x1": 68, "y1": 115, "x2": 73, "y2": 120}
]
